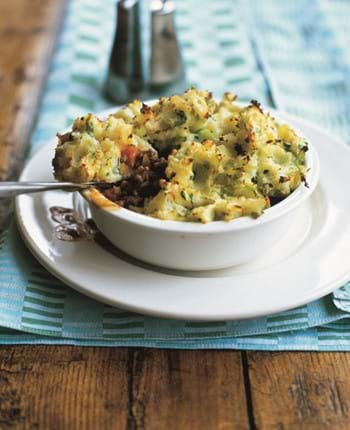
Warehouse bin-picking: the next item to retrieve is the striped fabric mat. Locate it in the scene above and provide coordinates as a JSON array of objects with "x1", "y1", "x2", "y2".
[{"x1": 1, "y1": 0, "x2": 350, "y2": 350}]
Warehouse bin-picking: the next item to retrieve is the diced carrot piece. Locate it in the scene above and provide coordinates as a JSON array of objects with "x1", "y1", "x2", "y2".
[{"x1": 121, "y1": 145, "x2": 139, "y2": 167}]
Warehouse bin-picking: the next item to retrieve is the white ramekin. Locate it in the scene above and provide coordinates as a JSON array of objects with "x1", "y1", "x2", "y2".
[{"x1": 82, "y1": 140, "x2": 319, "y2": 271}]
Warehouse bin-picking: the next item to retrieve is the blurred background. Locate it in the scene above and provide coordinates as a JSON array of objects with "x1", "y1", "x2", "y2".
[{"x1": 39, "y1": 0, "x2": 349, "y2": 139}]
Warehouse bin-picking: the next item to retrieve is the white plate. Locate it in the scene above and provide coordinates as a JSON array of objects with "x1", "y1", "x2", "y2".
[{"x1": 15, "y1": 110, "x2": 350, "y2": 321}]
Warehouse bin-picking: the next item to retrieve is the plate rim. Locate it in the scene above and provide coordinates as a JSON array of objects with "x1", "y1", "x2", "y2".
[{"x1": 14, "y1": 108, "x2": 350, "y2": 320}]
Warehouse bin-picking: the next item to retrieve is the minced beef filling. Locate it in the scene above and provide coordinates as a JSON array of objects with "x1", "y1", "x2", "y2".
[{"x1": 99, "y1": 150, "x2": 167, "y2": 209}]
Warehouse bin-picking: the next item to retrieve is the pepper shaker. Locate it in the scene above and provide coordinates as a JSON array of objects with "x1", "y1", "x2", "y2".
[{"x1": 105, "y1": 0, "x2": 143, "y2": 103}]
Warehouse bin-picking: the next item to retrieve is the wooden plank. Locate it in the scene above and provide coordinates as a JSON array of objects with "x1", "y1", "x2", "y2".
[
  {"x1": 129, "y1": 349, "x2": 249, "y2": 430},
  {"x1": 0, "y1": 347, "x2": 249, "y2": 429},
  {"x1": 0, "y1": 0, "x2": 66, "y2": 181},
  {"x1": 0, "y1": 346, "x2": 130, "y2": 430},
  {"x1": 247, "y1": 352, "x2": 350, "y2": 429}
]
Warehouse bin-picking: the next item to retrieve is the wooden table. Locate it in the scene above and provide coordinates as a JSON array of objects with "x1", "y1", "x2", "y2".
[{"x1": 0, "y1": 1, "x2": 350, "y2": 429}]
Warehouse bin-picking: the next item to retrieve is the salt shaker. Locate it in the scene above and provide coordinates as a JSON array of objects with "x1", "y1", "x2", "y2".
[{"x1": 150, "y1": 0, "x2": 186, "y2": 95}]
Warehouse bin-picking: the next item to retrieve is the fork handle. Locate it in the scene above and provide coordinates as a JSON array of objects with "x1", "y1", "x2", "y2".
[{"x1": 0, "y1": 182, "x2": 93, "y2": 199}]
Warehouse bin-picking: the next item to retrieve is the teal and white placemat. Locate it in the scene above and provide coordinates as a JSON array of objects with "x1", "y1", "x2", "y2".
[{"x1": 2, "y1": 0, "x2": 350, "y2": 350}]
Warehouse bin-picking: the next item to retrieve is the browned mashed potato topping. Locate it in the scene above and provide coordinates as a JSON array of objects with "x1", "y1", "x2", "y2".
[{"x1": 53, "y1": 89, "x2": 308, "y2": 223}]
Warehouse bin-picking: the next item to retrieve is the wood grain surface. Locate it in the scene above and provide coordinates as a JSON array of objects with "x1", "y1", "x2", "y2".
[
  {"x1": 247, "y1": 352, "x2": 350, "y2": 430},
  {"x1": 1, "y1": 1, "x2": 350, "y2": 429},
  {"x1": 2, "y1": 347, "x2": 350, "y2": 429},
  {"x1": 127, "y1": 349, "x2": 249, "y2": 430},
  {"x1": 0, "y1": 0, "x2": 65, "y2": 182},
  {"x1": 0, "y1": 347, "x2": 130, "y2": 429},
  {"x1": 0, "y1": 347, "x2": 249, "y2": 430}
]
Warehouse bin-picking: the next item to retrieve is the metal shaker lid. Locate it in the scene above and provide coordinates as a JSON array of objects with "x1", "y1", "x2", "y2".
[
  {"x1": 150, "y1": 0, "x2": 185, "y2": 87},
  {"x1": 151, "y1": 0, "x2": 176, "y2": 15}
]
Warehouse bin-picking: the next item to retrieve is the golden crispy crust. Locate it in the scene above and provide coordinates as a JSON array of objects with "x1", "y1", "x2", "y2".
[{"x1": 52, "y1": 90, "x2": 308, "y2": 222}]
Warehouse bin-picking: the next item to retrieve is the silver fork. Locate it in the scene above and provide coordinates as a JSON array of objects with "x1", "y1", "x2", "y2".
[{"x1": 0, "y1": 182, "x2": 102, "y2": 199}]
